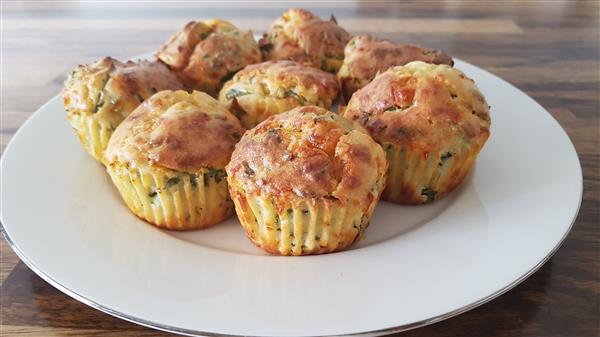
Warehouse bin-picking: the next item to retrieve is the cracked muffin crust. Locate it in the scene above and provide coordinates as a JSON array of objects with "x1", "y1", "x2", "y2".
[
  {"x1": 258, "y1": 9, "x2": 351, "y2": 73},
  {"x1": 62, "y1": 57, "x2": 185, "y2": 163},
  {"x1": 157, "y1": 19, "x2": 261, "y2": 96},
  {"x1": 218, "y1": 60, "x2": 340, "y2": 128},
  {"x1": 337, "y1": 35, "x2": 454, "y2": 101}
]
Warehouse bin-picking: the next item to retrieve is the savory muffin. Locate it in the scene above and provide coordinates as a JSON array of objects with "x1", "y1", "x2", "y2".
[
  {"x1": 337, "y1": 35, "x2": 454, "y2": 101},
  {"x1": 156, "y1": 19, "x2": 261, "y2": 97},
  {"x1": 258, "y1": 9, "x2": 351, "y2": 73},
  {"x1": 62, "y1": 57, "x2": 184, "y2": 163},
  {"x1": 343, "y1": 61, "x2": 490, "y2": 204},
  {"x1": 226, "y1": 106, "x2": 387, "y2": 255},
  {"x1": 104, "y1": 90, "x2": 244, "y2": 230},
  {"x1": 218, "y1": 60, "x2": 340, "y2": 128}
]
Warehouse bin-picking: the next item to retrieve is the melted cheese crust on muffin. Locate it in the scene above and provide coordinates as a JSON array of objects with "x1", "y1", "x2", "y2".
[
  {"x1": 337, "y1": 35, "x2": 454, "y2": 101},
  {"x1": 258, "y1": 9, "x2": 351, "y2": 73},
  {"x1": 227, "y1": 106, "x2": 386, "y2": 204},
  {"x1": 157, "y1": 19, "x2": 261, "y2": 96},
  {"x1": 344, "y1": 61, "x2": 490, "y2": 152},
  {"x1": 105, "y1": 90, "x2": 244, "y2": 171},
  {"x1": 218, "y1": 60, "x2": 340, "y2": 128},
  {"x1": 63, "y1": 57, "x2": 184, "y2": 129}
]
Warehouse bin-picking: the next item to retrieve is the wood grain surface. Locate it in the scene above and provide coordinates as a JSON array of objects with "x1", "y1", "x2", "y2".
[{"x1": 1, "y1": 1, "x2": 599, "y2": 336}]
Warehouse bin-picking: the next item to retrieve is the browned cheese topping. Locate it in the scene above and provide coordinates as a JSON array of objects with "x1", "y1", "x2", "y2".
[
  {"x1": 259, "y1": 9, "x2": 351, "y2": 73},
  {"x1": 226, "y1": 106, "x2": 387, "y2": 207},
  {"x1": 63, "y1": 57, "x2": 184, "y2": 128},
  {"x1": 105, "y1": 90, "x2": 244, "y2": 172},
  {"x1": 344, "y1": 61, "x2": 490, "y2": 153},
  {"x1": 337, "y1": 35, "x2": 454, "y2": 100},
  {"x1": 157, "y1": 19, "x2": 261, "y2": 96}
]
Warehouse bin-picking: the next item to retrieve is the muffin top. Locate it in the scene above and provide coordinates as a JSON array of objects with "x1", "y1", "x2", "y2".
[
  {"x1": 219, "y1": 60, "x2": 339, "y2": 109},
  {"x1": 226, "y1": 106, "x2": 387, "y2": 204},
  {"x1": 337, "y1": 35, "x2": 453, "y2": 99},
  {"x1": 105, "y1": 90, "x2": 244, "y2": 172},
  {"x1": 343, "y1": 61, "x2": 490, "y2": 151},
  {"x1": 62, "y1": 57, "x2": 184, "y2": 127},
  {"x1": 156, "y1": 19, "x2": 261, "y2": 96},
  {"x1": 258, "y1": 9, "x2": 351, "y2": 73},
  {"x1": 339, "y1": 35, "x2": 453, "y2": 82}
]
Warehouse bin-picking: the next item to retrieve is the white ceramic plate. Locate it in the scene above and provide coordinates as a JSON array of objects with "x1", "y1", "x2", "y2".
[{"x1": 0, "y1": 59, "x2": 582, "y2": 337}]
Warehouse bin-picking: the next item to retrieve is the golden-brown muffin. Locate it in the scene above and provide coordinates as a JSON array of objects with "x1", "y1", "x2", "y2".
[
  {"x1": 104, "y1": 90, "x2": 244, "y2": 230},
  {"x1": 343, "y1": 61, "x2": 490, "y2": 204},
  {"x1": 226, "y1": 106, "x2": 388, "y2": 255},
  {"x1": 337, "y1": 35, "x2": 454, "y2": 101},
  {"x1": 218, "y1": 60, "x2": 340, "y2": 128},
  {"x1": 156, "y1": 19, "x2": 261, "y2": 97},
  {"x1": 258, "y1": 9, "x2": 351, "y2": 73},
  {"x1": 62, "y1": 57, "x2": 184, "y2": 163}
]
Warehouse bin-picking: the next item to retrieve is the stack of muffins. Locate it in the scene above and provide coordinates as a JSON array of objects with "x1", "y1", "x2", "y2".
[{"x1": 63, "y1": 8, "x2": 491, "y2": 256}]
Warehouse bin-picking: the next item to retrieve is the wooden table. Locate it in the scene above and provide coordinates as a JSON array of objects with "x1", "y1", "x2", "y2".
[{"x1": 1, "y1": 1, "x2": 598, "y2": 336}]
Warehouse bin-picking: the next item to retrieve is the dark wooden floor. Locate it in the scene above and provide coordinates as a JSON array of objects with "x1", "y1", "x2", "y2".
[{"x1": 1, "y1": 1, "x2": 599, "y2": 336}]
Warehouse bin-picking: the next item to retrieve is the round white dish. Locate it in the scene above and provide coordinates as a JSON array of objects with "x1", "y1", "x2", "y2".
[{"x1": 0, "y1": 59, "x2": 582, "y2": 337}]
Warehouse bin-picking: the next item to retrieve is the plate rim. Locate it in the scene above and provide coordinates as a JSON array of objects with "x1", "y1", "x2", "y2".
[
  {"x1": 0, "y1": 206, "x2": 580, "y2": 337},
  {"x1": 0, "y1": 58, "x2": 584, "y2": 336}
]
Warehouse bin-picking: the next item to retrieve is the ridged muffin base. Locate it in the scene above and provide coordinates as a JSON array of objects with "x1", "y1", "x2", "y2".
[
  {"x1": 106, "y1": 163, "x2": 233, "y2": 230},
  {"x1": 67, "y1": 114, "x2": 113, "y2": 163},
  {"x1": 229, "y1": 187, "x2": 382, "y2": 256},
  {"x1": 381, "y1": 140, "x2": 484, "y2": 204}
]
